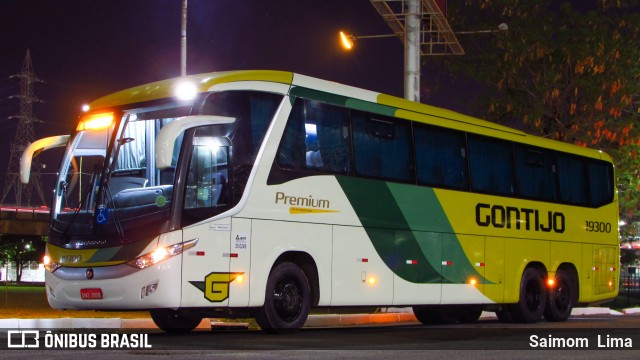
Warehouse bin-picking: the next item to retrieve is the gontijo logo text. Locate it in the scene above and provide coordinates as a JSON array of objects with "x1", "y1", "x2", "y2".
[
  {"x1": 275, "y1": 191, "x2": 339, "y2": 214},
  {"x1": 476, "y1": 203, "x2": 565, "y2": 233}
]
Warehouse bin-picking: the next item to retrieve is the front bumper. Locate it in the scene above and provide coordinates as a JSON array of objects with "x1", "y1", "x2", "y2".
[{"x1": 45, "y1": 255, "x2": 182, "y2": 310}]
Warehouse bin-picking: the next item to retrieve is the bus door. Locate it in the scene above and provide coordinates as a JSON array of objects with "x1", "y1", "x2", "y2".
[
  {"x1": 179, "y1": 128, "x2": 234, "y2": 307},
  {"x1": 181, "y1": 220, "x2": 232, "y2": 307}
]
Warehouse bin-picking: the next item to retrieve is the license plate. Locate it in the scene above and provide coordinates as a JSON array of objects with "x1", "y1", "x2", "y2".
[{"x1": 80, "y1": 288, "x2": 103, "y2": 300}]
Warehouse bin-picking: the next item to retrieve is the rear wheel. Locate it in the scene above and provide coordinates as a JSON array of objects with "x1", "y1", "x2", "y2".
[
  {"x1": 150, "y1": 309, "x2": 202, "y2": 333},
  {"x1": 255, "y1": 262, "x2": 311, "y2": 334},
  {"x1": 509, "y1": 267, "x2": 546, "y2": 323},
  {"x1": 543, "y1": 269, "x2": 576, "y2": 322}
]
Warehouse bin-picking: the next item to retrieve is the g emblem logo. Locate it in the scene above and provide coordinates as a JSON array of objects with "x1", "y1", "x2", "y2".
[{"x1": 204, "y1": 272, "x2": 243, "y2": 302}]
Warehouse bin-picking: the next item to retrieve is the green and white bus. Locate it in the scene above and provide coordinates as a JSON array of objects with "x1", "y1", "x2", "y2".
[{"x1": 21, "y1": 70, "x2": 619, "y2": 332}]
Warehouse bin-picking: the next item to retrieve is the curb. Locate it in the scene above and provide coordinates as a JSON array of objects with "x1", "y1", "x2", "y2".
[
  {"x1": 304, "y1": 312, "x2": 417, "y2": 328},
  {"x1": 0, "y1": 307, "x2": 636, "y2": 330}
]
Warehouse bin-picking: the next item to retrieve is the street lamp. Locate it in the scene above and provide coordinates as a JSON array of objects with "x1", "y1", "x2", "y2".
[
  {"x1": 339, "y1": 31, "x2": 398, "y2": 51},
  {"x1": 339, "y1": 31, "x2": 354, "y2": 50},
  {"x1": 338, "y1": 23, "x2": 508, "y2": 102}
]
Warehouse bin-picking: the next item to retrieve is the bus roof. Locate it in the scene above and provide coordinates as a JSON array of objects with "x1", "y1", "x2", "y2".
[{"x1": 88, "y1": 70, "x2": 611, "y2": 162}]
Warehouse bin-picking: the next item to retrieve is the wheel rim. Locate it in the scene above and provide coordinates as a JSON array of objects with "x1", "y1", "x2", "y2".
[
  {"x1": 273, "y1": 278, "x2": 302, "y2": 321},
  {"x1": 553, "y1": 279, "x2": 571, "y2": 311}
]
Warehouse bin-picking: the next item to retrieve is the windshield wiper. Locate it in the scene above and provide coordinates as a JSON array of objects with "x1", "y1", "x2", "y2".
[{"x1": 60, "y1": 163, "x2": 101, "y2": 244}]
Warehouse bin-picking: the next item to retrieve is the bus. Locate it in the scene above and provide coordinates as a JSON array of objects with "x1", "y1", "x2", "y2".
[{"x1": 21, "y1": 70, "x2": 619, "y2": 333}]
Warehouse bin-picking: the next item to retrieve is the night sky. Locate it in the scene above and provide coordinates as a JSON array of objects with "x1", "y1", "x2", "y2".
[{"x1": 1, "y1": 0, "x2": 419, "y2": 199}]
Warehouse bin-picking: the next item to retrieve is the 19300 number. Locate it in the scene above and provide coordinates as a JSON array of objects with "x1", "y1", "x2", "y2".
[{"x1": 585, "y1": 221, "x2": 612, "y2": 233}]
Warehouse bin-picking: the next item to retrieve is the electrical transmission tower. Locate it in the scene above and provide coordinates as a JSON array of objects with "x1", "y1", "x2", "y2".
[{"x1": 1, "y1": 49, "x2": 46, "y2": 207}]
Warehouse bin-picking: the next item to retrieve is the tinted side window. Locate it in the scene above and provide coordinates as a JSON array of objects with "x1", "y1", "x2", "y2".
[
  {"x1": 468, "y1": 135, "x2": 515, "y2": 195},
  {"x1": 588, "y1": 160, "x2": 613, "y2": 207},
  {"x1": 352, "y1": 111, "x2": 414, "y2": 182},
  {"x1": 277, "y1": 98, "x2": 351, "y2": 174},
  {"x1": 414, "y1": 124, "x2": 467, "y2": 189},
  {"x1": 515, "y1": 146, "x2": 557, "y2": 201},
  {"x1": 557, "y1": 154, "x2": 588, "y2": 205}
]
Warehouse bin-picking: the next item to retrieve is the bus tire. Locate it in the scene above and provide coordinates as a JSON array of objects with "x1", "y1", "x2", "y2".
[
  {"x1": 496, "y1": 307, "x2": 515, "y2": 323},
  {"x1": 255, "y1": 262, "x2": 311, "y2": 334},
  {"x1": 412, "y1": 307, "x2": 460, "y2": 324},
  {"x1": 459, "y1": 309, "x2": 483, "y2": 323},
  {"x1": 150, "y1": 309, "x2": 201, "y2": 333},
  {"x1": 543, "y1": 269, "x2": 576, "y2": 322},
  {"x1": 509, "y1": 267, "x2": 546, "y2": 323}
]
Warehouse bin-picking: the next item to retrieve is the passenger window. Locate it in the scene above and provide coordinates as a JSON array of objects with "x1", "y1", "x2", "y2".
[
  {"x1": 352, "y1": 111, "x2": 414, "y2": 182},
  {"x1": 414, "y1": 124, "x2": 467, "y2": 189},
  {"x1": 277, "y1": 98, "x2": 351, "y2": 174},
  {"x1": 557, "y1": 154, "x2": 588, "y2": 205},
  {"x1": 515, "y1": 146, "x2": 556, "y2": 201},
  {"x1": 468, "y1": 135, "x2": 515, "y2": 195},
  {"x1": 588, "y1": 160, "x2": 613, "y2": 207}
]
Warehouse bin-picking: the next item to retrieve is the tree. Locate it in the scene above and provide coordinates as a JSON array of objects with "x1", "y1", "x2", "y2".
[
  {"x1": 443, "y1": 0, "x2": 640, "y2": 230},
  {"x1": 0, "y1": 235, "x2": 45, "y2": 282}
]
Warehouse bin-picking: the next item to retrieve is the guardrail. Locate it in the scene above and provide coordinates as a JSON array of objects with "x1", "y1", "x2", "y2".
[{"x1": 610, "y1": 272, "x2": 640, "y2": 308}]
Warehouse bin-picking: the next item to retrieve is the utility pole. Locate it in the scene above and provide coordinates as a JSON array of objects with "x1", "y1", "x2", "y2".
[
  {"x1": 181, "y1": 0, "x2": 188, "y2": 76},
  {"x1": 368, "y1": 0, "x2": 464, "y2": 103},
  {"x1": 405, "y1": 0, "x2": 420, "y2": 102},
  {"x1": 1, "y1": 50, "x2": 46, "y2": 207}
]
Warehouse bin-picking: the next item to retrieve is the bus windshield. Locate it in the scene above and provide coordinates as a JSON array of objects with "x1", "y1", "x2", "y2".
[
  {"x1": 50, "y1": 91, "x2": 283, "y2": 248},
  {"x1": 51, "y1": 104, "x2": 191, "y2": 245}
]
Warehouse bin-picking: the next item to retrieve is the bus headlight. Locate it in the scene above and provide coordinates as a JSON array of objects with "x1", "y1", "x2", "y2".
[{"x1": 127, "y1": 239, "x2": 198, "y2": 270}]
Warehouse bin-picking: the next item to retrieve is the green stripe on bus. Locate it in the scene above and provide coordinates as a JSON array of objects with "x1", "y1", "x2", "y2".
[
  {"x1": 337, "y1": 176, "x2": 489, "y2": 284},
  {"x1": 289, "y1": 87, "x2": 396, "y2": 117}
]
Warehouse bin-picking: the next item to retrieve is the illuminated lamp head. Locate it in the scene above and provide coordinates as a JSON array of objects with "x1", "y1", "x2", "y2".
[{"x1": 174, "y1": 80, "x2": 198, "y2": 101}]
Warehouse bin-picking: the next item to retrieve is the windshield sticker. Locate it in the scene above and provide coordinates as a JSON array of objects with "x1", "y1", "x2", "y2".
[
  {"x1": 155, "y1": 196, "x2": 167, "y2": 207},
  {"x1": 96, "y1": 207, "x2": 109, "y2": 224}
]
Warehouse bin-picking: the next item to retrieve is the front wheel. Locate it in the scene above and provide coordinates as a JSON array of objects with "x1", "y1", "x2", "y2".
[
  {"x1": 255, "y1": 262, "x2": 311, "y2": 334},
  {"x1": 508, "y1": 267, "x2": 546, "y2": 323},
  {"x1": 150, "y1": 309, "x2": 202, "y2": 333},
  {"x1": 543, "y1": 269, "x2": 577, "y2": 322},
  {"x1": 459, "y1": 309, "x2": 483, "y2": 323}
]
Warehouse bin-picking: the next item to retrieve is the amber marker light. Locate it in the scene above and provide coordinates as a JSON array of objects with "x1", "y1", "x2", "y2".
[
  {"x1": 368, "y1": 276, "x2": 377, "y2": 285},
  {"x1": 469, "y1": 277, "x2": 478, "y2": 286},
  {"x1": 43, "y1": 254, "x2": 61, "y2": 272},
  {"x1": 236, "y1": 274, "x2": 245, "y2": 283},
  {"x1": 76, "y1": 112, "x2": 114, "y2": 131},
  {"x1": 339, "y1": 31, "x2": 354, "y2": 50},
  {"x1": 547, "y1": 278, "x2": 556, "y2": 287}
]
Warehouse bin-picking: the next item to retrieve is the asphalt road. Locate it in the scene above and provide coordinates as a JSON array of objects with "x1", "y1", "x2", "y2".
[{"x1": 2, "y1": 314, "x2": 639, "y2": 359}]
